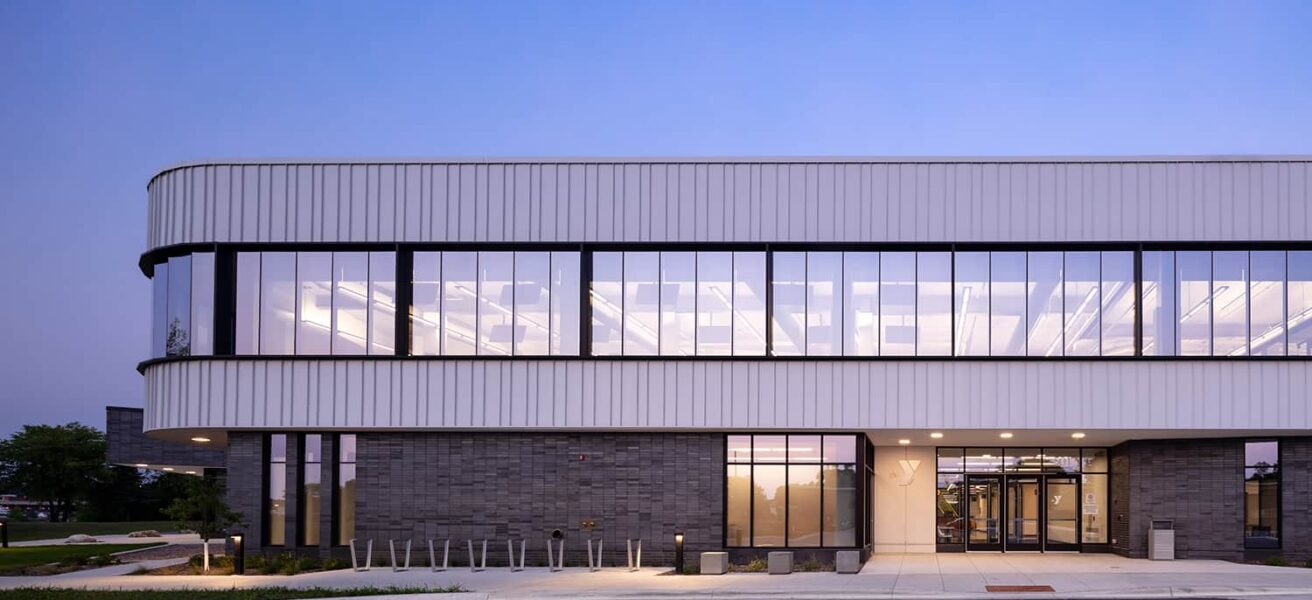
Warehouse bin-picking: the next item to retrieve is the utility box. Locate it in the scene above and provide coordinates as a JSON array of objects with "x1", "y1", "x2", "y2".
[{"x1": 1148, "y1": 519, "x2": 1175, "y2": 560}]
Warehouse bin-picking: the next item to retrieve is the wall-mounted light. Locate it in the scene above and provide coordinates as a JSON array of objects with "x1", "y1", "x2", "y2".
[
  {"x1": 1000, "y1": 432, "x2": 1014, "y2": 439},
  {"x1": 1071, "y1": 432, "x2": 1086, "y2": 440},
  {"x1": 897, "y1": 439, "x2": 911, "y2": 445},
  {"x1": 673, "y1": 530, "x2": 685, "y2": 574},
  {"x1": 929, "y1": 432, "x2": 944, "y2": 439},
  {"x1": 162, "y1": 467, "x2": 175, "y2": 472},
  {"x1": 134, "y1": 463, "x2": 148, "y2": 468},
  {"x1": 191, "y1": 437, "x2": 212, "y2": 443}
]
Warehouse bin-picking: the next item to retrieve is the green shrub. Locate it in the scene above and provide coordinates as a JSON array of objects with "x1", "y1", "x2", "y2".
[
  {"x1": 744, "y1": 557, "x2": 767, "y2": 572},
  {"x1": 1264, "y1": 555, "x2": 1288, "y2": 567},
  {"x1": 90, "y1": 554, "x2": 117, "y2": 567},
  {"x1": 322, "y1": 557, "x2": 350, "y2": 571}
]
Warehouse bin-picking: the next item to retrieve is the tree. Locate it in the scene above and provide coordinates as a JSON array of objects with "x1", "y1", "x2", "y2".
[
  {"x1": 0, "y1": 423, "x2": 107, "y2": 522},
  {"x1": 164, "y1": 473, "x2": 243, "y2": 571}
]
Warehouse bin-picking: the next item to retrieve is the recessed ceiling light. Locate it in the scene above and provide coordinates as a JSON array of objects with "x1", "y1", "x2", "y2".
[
  {"x1": 898, "y1": 439, "x2": 911, "y2": 445},
  {"x1": 929, "y1": 432, "x2": 944, "y2": 439},
  {"x1": 185, "y1": 470, "x2": 197, "y2": 475},
  {"x1": 191, "y1": 437, "x2": 211, "y2": 443},
  {"x1": 1000, "y1": 432, "x2": 1014, "y2": 439},
  {"x1": 1071, "y1": 432, "x2": 1086, "y2": 439},
  {"x1": 162, "y1": 467, "x2": 175, "y2": 471},
  {"x1": 134, "y1": 463, "x2": 148, "y2": 468}
]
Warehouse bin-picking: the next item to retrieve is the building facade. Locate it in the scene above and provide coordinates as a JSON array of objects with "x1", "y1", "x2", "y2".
[{"x1": 137, "y1": 157, "x2": 1312, "y2": 564}]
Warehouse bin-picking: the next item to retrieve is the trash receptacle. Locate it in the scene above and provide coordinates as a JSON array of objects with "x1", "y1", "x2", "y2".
[{"x1": 1148, "y1": 519, "x2": 1174, "y2": 560}]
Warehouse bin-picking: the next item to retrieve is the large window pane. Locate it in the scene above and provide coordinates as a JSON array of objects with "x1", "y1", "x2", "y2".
[
  {"x1": 302, "y1": 434, "x2": 321, "y2": 546},
  {"x1": 336, "y1": 434, "x2": 356, "y2": 546},
  {"x1": 697, "y1": 252, "x2": 734, "y2": 355},
  {"x1": 991, "y1": 252, "x2": 1027, "y2": 356},
  {"x1": 190, "y1": 253, "x2": 215, "y2": 355},
  {"x1": 549, "y1": 252, "x2": 581, "y2": 355},
  {"x1": 806, "y1": 253, "x2": 842, "y2": 356},
  {"x1": 937, "y1": 474, "x2": 965, "y2": 546},
  {"x1": 726, "y1": 465, "x2": 752, "y2": 547},
  {"x1": 1250, "y1": 251, "x2": 1286, "y2": 356},
  {"x1": 331, "y1": 252, "x2": 368, "y2": 355},
  {"x1": 771, "y1": 252, "x2": 806, "y2": 356},
  {"x1": 880, "y1": 253, "x2": 916, "y2": 356},
  {"x1": 622, "y1": 252, "x2": 660, "y2": 355},
  {"x1": 918, "y1": 252, "x2": 952, "y2": 356},
  {"x1": 787, "y1": 465, "x2": 822, "y2": 547},
  {"x1": 954, "y1": 252, "x2": 989, "y2": 356},
  {"x1": 752, "y1": 465, "x2": 786, "y2": 547},
  {"x1": 1290, "y1": 251, "x2": 1312, "y2": 355},
  {"x1": 1177, "y1": 251, "x2": 1212, "y2": 356},
  {"x1": 1064, "y1": 252, "x2": 1100, "y2": 356},
  {"x1": 368, "y1": 252, "x2": 396, "y2": 355},
  {"x1": 733, "y1": 252, "x2": 768, "y2": 356},
  {"x1": 1027, "y1": 252, "x2": 1064, "y2": 357},
  {"x1": 411, "y1": 252, "x2": 442, "y2": 355},
  {"x1": 822, "y1": 464, "x2": 857, "y2": 546},
  {"x1": 1081, "y1": 473, "x2": 1108, "y2": 543},
  {"x1": 1244, "y1": 442, "x2": 1279, "y2": 550},
  {"x1": 478, "y1": 252, "x2": 514, "y2": 356},
  {"x1": 267, "y1": 434, "x2": 287, "y2": 546},
  {"x1": 590, "y1": 252, "x2": 623, "y2": 355},
  {"x1": 152, "y1": 261, "x2": 168, "y2": 358},
  {"x1": 1142, "y1": 251, "x2": 1176, "y2": 356},
  {"x1": 235, "y1": 253, "x2": 261, "y2": 354},
  {"x1": 296, "y1": 253, "x2": 332, "y2": 355},
  {"x1": 442, "y1": 252, "x2": 478, "y2": 355},
  {"x1": 514, "y1": 252, "x2": 551, "y2": 356},
  {"x1": 788, "y1": 435, "x2": 822, "y2": 462},
  {"x1": 843, "y1": 252, "x2": 879, "y2": 356},
  {"x1": 1101, "y1": 252, "x2": 1135, "y2": 356},
  {"x1": 166, "y1": 255, "x2": 192, "y2": 356},
  {"x1": 1213, "y1": 251, "x2": 1248, "y2": 356},
  {"x1": 660, "y1": 252, "x2": 696, "y2": 356},
  {"x1": 260, "y1": 253, "x2": 297, "y2": 354},
  {"x1": 727, "y1": 435, "x2": 752, "y2": 463}
]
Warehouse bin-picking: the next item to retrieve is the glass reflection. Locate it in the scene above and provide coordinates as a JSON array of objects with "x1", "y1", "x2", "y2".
[
  {"x1": 771, "y1": 252, "x2": 806, "y2": 356},
  {"x1": 166, "y1": 255, "x2": 191, "y2": 357},
  {"x1": 236, "y1": 253, "x2": 261, "y2": 354},
  {"x1": 752, "y1": 465, "x2": 786, "y2": 547},
  {"x1": 1249, "y1": 251, "x2": 1286, "y2": 356},
  {"x1": 190, "y1": 253, "x2": 215, "y2": 355},
  {"x1": 260, "y1": 253, "x2": 297, "y2": 354},
  {"x1": 297, "y1": 253, "x2": 333, "y2": 355},
  {"x1": 1064, "y1": 252, "x2": 1100, "y2": 356},
  {"x1": 514, "y1": 252, "x2": 551, "y2": 356},
  {"x1": 1027, "y1": 252, "x2": 1063, "y2": 357},
  {"x1": 152, "y1": 261, "x2": 169, "y2": 358},
  {"x1": 550, "y1": 252, "x2": 581, "y2": 355},
  {"x1": 918, "y1": 252, "x2": 952, "y2": 355},
  {"x1": 991, "y1": 252, "x2": 1027, "y2": 356},
  {"x1": 369, "y1": 252, "x2": 396, "y2": 355},
  {"x1": 1177, "y1": 251, "x2": 1212, "y2": 356},
  {"x1": 697, "y1": 253, "x2": 734, "y2": 355},
  {"x1": 880, "y1": 253, "x2": 916, "y2": 356},
  {"x1": 442, "y1": 252, "x2": 478, "y2": 355},
  {"x1": 623, "y1": 252, "x2": 660, "y2": 355},
  {"x1": 733, "y1": 252, "x2": 768, "y2": 355},
  {"x1": 1287, "y1": 251, "x2": 1312, "y2": 355},
  {"x1": 478, "y1": 252, "x2": 514, "y2": 356},
  {"x1": 806, "y1": 253, "x2": 842, "y2": 356},
  {"x1": 332, "y1": 252, "x2": 368, "y2": 355},
  {"x1": 1213, "y1": 251, "x2": 1248, "y2": 356},
  {"x1": 1142, "y1": 251, "x2": 1176, "y2": 356},
  {"x1": 822, "y1": 464, "x2": 857, "y2": 546},
  {"x1": 954, "y1": 252, "x2": 989, "y2": 356},
  {"x1": 660, "y1": 252, "x2": 696, "y2": 355},
  {"x1": 726, "y1": 464, "x2": 752, "y2": 547},
  {"x1": 1101, "y1": 252, "x2": 1135, "y2": 356},
  {"x1": 787, "y1": 465, "x2": 822, "y2": 547},
  {"x1": 411, "y1": 252, "x2": 441, "y2": 355},
  {"x1": 843, "y1": 252, "x2": 879, "y2": 356}
]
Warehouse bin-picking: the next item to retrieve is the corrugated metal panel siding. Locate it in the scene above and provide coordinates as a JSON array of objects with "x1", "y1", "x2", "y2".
[
  {"x1": 146, "y1": 161, "x2": 1312, "y2": 249},
  {"x1": 142, "y1": 360, "x2": 1312, "y2": 433}
]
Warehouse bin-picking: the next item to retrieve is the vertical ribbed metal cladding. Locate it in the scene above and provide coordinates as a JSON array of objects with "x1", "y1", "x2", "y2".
[
  {"x1": 214, "y1": 249, "x2": 237, "y2": 356},
  {"x1": 394, "y1": 248, "x2": 413, "y2": 357}
]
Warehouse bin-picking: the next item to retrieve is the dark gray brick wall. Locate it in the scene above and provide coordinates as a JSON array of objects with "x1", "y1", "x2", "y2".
[
  {"x1": 105, "y1": 407, "x2": 224, "y2": 469},
  {"x1": 225, "y1": 433, "x2": 265, "y2": 553},
  {"x1": 1281, "y1": 438, "x2": 1312, "y2": 563},
  {"x1": 1111, "y1": 439, "x2": 1245, "y2": 560},
  {"x1": 354, "y1": 432, "x2": 724, "y2": 567}
]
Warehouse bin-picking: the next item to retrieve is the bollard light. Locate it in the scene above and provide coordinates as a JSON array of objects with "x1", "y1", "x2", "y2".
[
  {"x1": 230, "y1": 533, "x2": 245, "y2": 575},
  {"x1": 673, "y1": 530, "x2": 685, "y2": 574}
]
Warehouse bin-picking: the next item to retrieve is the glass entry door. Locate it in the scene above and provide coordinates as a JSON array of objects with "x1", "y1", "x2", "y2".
[
  {"x1": 1045, "y1": 476, "x2": 1080, "y2": 551},
  {"x1": 1006, "y1": 476, "x2": 1042, "y2": 551},
  {"x1": 966, "y1": 475, "x2": 1003, "y2": 551}
]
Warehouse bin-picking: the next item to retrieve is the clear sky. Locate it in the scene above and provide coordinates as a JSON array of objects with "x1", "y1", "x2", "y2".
[{"x1": 1, "y1": 1, "x2": 1310, "y2": 435}]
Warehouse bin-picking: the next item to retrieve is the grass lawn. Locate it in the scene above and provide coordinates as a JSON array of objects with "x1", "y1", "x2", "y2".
[
  {"x1": 2, "y1": 522, "x2": 178, "y2": 543},
  {"x1": 0, "y1": 587, "x2": 465, "y2": 599},
  {"x1": 0, "y1": 544, "x2": 165, "y2": 575}
]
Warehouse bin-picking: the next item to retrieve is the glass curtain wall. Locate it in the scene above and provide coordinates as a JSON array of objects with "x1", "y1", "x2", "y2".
[
  {"x1": 726, "y1": 434, "x2": 859, "y2": 548},
  {"x1": 596, "y1": 252, "x2": 767, "y2": 356},
  {"x1": 335, "y1": 434, "x2": 357, "y2": 546},
  {"x1": 266, "y1": 434, "x2": 287, "y2": 546},
  {"x1": 411, "y1": 251, "x2": 581, "y2": 356},
  {"x1": 150, "y1": 253, "x2": 215, "y2": 357},
  {"x1": 1244, "y1": 441, "x2": 1279, "y2": 549},
  {"x1": 301, "y1": 434, "x2": 321, "y2": 546}
]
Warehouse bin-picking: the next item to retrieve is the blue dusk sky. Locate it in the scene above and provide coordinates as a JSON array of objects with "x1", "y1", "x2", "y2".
[{"x1": 1, "y1": 1, "x2": 1310, "y2": 435}]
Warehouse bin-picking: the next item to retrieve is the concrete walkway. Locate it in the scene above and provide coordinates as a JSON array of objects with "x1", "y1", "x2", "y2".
[
  {"x1": 4, "y1": 553, "x2": 1312, "y2": 599},
  {"x1": 9, "y1": 532, "x2": 203, "y2": 547}
]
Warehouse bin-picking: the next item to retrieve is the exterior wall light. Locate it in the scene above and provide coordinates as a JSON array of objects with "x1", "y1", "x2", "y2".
[
  {"x1": 134, "y1": 463, "x2": 148, "y2": 468},
  {"x1": 999, "y1": 432, "x2": 1014, "y2": 439},
  {"x1": 191, "y1": 437, "x2": 212, "y2": 443},
  {"x1": 673, "y1": 530, "x2": 685, "y2": 574},
  {"x1": 230, "y1": 533, "x2": 245, "y2": 575},
  {"x1": 162, "y1": 467, "x2": 175, "y2": 471},
  {"x1": 1071, "y1": 432, "x2": 1086, "y2": 439},
  {"x1": 897, "y1": 439, "x2": 911, "y2": 445},
  {"x1": 929, "y1": 432, "x2": 944, "y2": 439}
]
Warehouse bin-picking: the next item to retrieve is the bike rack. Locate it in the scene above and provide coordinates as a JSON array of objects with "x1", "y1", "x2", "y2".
[
  {"x1": 586, "y1": 538, "x2": 603, "y2": 572},
  {"x1": 389, "y1": 539, "x2": 411, "y2": 572},
  {"x1": 546, "y1": 538, "x2": 565, "y2": 572},
  {"x1": 627, "y1": 538, "x2": 642, "y2": 571},
  {"x1": 508, "y1": 539, "x2": 526, "y2": 572},
  {"x1": 428, "y1": 539, "x2": 450, "y2": 572},
  {"x1": 349, "y1": 538, "x2": 373, "y2": 572},
  {"x1": 467, "y1": 539, "x2": 488, "y2": 572}
]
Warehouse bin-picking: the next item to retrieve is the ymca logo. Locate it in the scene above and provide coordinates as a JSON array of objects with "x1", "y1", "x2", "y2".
[{"x1": 892, "y1": 459, "x2": 921, "y2": 486}]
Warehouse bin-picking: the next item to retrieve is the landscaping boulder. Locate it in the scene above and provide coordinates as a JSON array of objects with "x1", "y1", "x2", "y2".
[
  {"x1": 66, "y1": 534, "x2": 99, "y2": 544},
  {"x1": 128, "y1": 530, "x2": 163, "y2": 538}
]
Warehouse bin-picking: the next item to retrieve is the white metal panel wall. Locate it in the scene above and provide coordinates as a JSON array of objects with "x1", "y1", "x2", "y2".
[
  {"x1": 145, "y1": 160, "x2": 1312, "y2": 250},
  {"x1": 142, "y1": 359, "x2": 1312, "y2": 434}
]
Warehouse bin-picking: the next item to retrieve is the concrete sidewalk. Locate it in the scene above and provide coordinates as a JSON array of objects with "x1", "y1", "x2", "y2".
[
  {"x1": 3, "y1": 553, "x2": 1312, "y2": 599},
  {"x1": 9, "y1": 532, "x2": 203, "y2": 547}
]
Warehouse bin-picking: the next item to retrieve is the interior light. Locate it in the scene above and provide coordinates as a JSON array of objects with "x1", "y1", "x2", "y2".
[
  {"x1": 1000, "y1": 432, "x2": 1014, "y2": 439},
  {"x1": 897, "y1": 439, "x2": 911, "y2": 445},
  {"x1": 929, "y1": 432, "x2": 944, "y2": 439},
  {"x1": 191, "y1": 437, "x2": 211, "y2": 443},
  {"x1": 1071, "y1": 432, "x2": 1087, "y2": 439}
]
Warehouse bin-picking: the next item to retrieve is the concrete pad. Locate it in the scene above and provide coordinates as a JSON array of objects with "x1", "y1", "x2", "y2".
[
  {"x1": 835, "y1": 550, "x2": 862, "y2": 574},
  {"x1": 766, "y1": 551, "x2": 792, "y2": 574}
]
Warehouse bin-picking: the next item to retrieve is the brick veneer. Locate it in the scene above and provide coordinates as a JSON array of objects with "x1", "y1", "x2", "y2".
[
  {"x1": 105, "y1": 407, "x2": 225, "y2": 469},
  {"x1": 1280, "y1": 438, "x2": 1312, "y2": 563}
]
